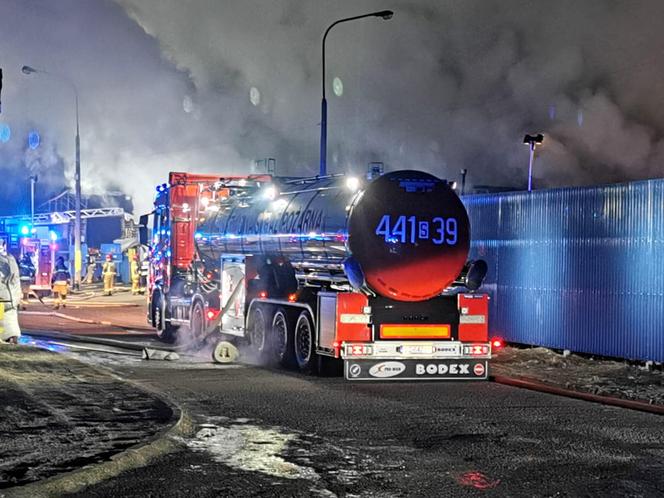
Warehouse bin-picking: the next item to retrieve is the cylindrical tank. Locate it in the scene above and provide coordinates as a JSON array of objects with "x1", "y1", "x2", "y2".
[{"x1": 196, "y1": 170, "x2": 470, "y2": 302}]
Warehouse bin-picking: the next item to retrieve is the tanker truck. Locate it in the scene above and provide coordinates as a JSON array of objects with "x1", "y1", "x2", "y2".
[{"x1": 146, "y1": 169, "x2": 495, "y2": 380}]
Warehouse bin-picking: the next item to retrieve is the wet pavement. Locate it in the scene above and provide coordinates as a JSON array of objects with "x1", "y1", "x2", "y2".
[
  {"x1": 4, "y1": 288, "x2": 664, "y2": 496},
  {"x1": 18, "y1": 287, "x2": 152, "y2": 336},
  {"x1": 66, "y1": 359, "x2": 664, "y2": 497},
  {"x1": 0, "y1": 346, "x2": 173, "y2": 489}
]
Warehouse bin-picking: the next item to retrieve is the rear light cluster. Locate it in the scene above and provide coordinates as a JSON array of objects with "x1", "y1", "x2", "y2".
[{"x1": 464, "y1": 344, "x2": 490, "y2": 356}]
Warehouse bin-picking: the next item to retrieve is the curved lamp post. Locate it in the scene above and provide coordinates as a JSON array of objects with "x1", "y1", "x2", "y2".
[
  {"x1": 22, "y1": 65, "x2": 83, "y2": 289},
  {"x1": 319, "y1": 10, "x2": 394, "y2": 177}
]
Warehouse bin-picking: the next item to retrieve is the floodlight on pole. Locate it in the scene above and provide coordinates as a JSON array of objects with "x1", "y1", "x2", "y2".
[
  {"x1": 523, "y1": 133, "x2": 544, "y2": 192},
  {"x1": 22, "y1": 64, "x2": 83, "y2": 289},
  {"x1": 460, "y1": 168, "x2": 468, "y2": 195},
  {"x1": 319, "y1": 10, "x2": 394, "y2": 177}
]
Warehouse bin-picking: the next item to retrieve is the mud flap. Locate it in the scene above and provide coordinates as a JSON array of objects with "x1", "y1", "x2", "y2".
[{"x1": 344, "y1": 358, "x2": 488, "y2": 381}]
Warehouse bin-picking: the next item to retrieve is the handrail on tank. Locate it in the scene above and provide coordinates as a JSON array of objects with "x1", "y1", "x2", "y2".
[
  {"x1": 278, "y1": 185, "x2": 344, "y2": 196},
  {"x1": 282, "y1": 173, "x2": 346, "y2": 185}
]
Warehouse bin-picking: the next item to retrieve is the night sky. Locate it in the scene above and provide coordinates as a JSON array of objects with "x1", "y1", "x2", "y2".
[{"x1": 1, "y1": 0, "x2": 664, "y2": 215}]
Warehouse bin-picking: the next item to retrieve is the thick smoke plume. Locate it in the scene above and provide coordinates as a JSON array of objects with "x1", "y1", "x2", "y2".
[{"x1": 2, "y1": 0, "x2": 664, "y2": 215}]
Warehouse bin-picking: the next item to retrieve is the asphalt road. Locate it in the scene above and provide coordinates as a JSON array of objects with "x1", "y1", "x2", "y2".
[{"x1": 66, "y1": 359, "x2": 664, "y2": 498}]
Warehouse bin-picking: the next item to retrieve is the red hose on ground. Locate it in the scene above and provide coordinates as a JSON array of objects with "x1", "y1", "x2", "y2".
[{"x1": 492, "y1": 375, "x2": 664, "y2": 416}]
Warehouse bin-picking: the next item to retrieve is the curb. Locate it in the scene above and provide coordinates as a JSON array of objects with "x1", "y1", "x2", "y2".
[
  {"x1": 4, "y1": 359, "x2": 196, "y2": 498},
  {"x1": 492, "y1": 375, "x2": 664, "y2": 416}
]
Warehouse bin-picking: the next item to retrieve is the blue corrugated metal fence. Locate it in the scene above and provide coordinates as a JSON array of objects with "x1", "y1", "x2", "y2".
[{"x1": 463, "y1": 179, "x2": 664, "y2": 362}]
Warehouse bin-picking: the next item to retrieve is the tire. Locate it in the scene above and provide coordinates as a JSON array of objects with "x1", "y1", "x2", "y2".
[
  {"x1": 247, "y1": 305, "x2": 269, "y2": 357},
  {"x1": 271, "y1": 308, "x2": 294, "y2": 368},
  {"x1": 189, "y1": 300, "x2": 206, "y2": 344},
  {"x1": 294, "y1": 310, "x2": 315, "y2": 373},
  {"x1": 154, "y1": 292, "x2": 178, "y2": 343}
]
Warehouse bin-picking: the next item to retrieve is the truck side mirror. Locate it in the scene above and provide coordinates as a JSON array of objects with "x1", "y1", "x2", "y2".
[{"x1": 139, "y1": 214, "x2": 149, "y2": 246}]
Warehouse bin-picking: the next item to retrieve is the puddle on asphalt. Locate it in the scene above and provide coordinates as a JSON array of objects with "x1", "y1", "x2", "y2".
[
  {"x1": 187, "y1": 419, "x2": 319, "y2": 481},
  {"x1": 185, "y1": 416, "x2": 411, "y2": 496}
]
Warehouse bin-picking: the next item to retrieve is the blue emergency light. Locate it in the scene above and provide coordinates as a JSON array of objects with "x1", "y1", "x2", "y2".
[{"x1": 28, "y1": 131, "x2": 40, "y2": 150}]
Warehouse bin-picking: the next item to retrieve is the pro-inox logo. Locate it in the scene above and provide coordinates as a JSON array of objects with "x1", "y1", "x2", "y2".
[
  {"x1": 348, "y1": 364, "x2": 362, "y2": 378},
  {"x1": 368, "y1": 361, "x2": 406, "y2": 378}
]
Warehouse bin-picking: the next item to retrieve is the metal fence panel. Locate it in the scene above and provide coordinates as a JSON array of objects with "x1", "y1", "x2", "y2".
[{"x1": 463, "y1": 180, "x2": 664, "y2": 362}]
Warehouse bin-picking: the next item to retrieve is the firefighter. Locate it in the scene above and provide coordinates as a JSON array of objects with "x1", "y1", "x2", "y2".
[
  {"x1": 18, "y1": 252, "x2": 35, "y2": 300},
  {"x1": 130, "y1": 253, "x2": 141, "y2": 295},
  {"x1": 139, "y1": 256, "x2": 149, "y2": 292},
  {"x1": 51, "y1": 257, "x2": 71, "y2": 309},
  {"x1": 84, "y1": 252, "x2": 97, "y2": 284},
  {"x1": 102, "y1": 254, "x2": 116, "y2": 296},
  {"x1": 0, "y1": 239, "x2": 22, "y2": 344}
]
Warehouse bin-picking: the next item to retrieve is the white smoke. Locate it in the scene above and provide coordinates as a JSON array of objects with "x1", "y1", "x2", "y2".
[{"x1": 2, "y1": 0, "x2": 664, "y2": 215}]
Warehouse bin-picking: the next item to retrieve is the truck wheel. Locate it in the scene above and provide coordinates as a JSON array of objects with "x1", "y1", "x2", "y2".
[
  {"x1": 247, "y1": 305, "x2": 268, "y2": 357},
  {"x1": 154, "y1": 293, "x2": 177, "y2": 343},
  {"x1": 190, "y1": 301, "x2": 206, "y2": 344},
  {"x1": 294, "y1": 311, "x2": 315, "y2": 373},
  {"x1": 271, "y1": 308, "x2": 294, "y2": 368}
]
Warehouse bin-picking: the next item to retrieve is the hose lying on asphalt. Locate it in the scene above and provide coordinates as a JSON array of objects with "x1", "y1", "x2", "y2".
[
  {"x1": 25, "y1": 330, "x2": 177, "y2": 352},
  {"x1": 23, "y1": 330, "x2": 236, "y2": 364}
]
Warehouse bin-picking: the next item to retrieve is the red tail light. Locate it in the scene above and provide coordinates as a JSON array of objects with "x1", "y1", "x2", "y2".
[
  {"x1": 491, "y1": 338, "x2": 504, "y2": 349},
  {"x1": 287, "y1": 293, "x2": 297, "y2": 302},
  {"x1": 259, "y1": 291, "x2": 268, "y2": 299}
]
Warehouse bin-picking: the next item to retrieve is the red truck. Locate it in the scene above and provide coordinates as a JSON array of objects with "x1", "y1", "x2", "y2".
[{"x1": 146, "y1": 169, "x2": 495, "y2": 380}]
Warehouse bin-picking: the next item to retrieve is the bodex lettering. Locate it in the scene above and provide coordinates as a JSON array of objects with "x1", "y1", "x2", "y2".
[{"x1": 415, "y1": 363, "x2": 470, "y2": 375}]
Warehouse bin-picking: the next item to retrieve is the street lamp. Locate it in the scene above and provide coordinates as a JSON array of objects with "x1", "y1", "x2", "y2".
[
  {"x1": 22, "y1": 64, "x2": 83, "y2": 288},
  {"x1": 319, "y1": 10, "x2": 394, "y2": 177},
  {"x1": 523, "y1": 133, "x2": 544, "y2": 192},
  {"x1": 29, "y1": 175, "x2": 38, "y2": 226}
]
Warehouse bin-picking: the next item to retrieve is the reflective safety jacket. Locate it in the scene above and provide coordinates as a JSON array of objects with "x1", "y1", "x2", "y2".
[
  {"x1": 102, "y1": 261, "x2": 116, "y2": 276},
  {"x1": 0, "y1": 254, "x2": 22, "y2": 310}
]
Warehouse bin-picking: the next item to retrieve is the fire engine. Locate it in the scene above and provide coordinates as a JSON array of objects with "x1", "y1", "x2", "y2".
[
  {"x1": 146, "y1": 169, "x2": 494, "y2": 380},
  {"x1": 20, "y1": 237, "x2": 55, "y2": 296}
]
